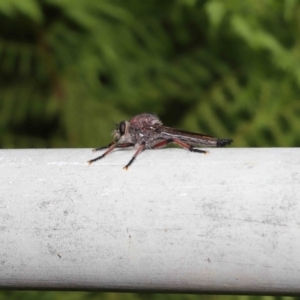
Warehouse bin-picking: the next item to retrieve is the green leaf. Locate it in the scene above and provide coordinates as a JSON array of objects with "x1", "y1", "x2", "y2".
[
  {"x1": 0, "y1": 0, "x2": 43, "y2": 23},
  {"x1": 205, "y1": 0, "x2": 226, "y2": 29}
]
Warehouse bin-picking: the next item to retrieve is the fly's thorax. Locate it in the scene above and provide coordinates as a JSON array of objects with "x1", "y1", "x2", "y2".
[
  {"x1": 129, "y1": 113, "x2": 163, "y2": 128},
  {"x1": 129, "y1": 126, "x2": 158, "y2": 149}
]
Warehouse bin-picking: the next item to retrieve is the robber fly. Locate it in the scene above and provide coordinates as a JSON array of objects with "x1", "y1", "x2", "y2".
[{"x1": 88, "y1": 113, "x2": 233, "y2": 170}]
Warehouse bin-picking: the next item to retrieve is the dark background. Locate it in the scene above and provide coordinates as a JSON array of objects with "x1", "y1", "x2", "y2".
[{"x1": 0, "y1": 0, "x2": 299, "y2": 299}]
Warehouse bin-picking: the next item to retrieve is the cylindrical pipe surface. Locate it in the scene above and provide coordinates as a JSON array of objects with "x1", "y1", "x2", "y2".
[{"x1": 0, "y1": 148, "x2": 299, "y2": 294}]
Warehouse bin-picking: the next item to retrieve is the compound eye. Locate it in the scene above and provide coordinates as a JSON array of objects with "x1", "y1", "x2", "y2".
[{"x1": 119, "y1": 121, "x2": 126, "y2": 136}]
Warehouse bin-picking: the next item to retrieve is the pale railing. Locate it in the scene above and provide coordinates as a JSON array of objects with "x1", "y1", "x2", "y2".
[{"x1": 0, "y1": 148, "x2": 299, "y2": 294}]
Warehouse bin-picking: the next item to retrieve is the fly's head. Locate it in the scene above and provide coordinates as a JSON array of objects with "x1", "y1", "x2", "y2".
[{"x1": 112, "y1": 121, "x2": 133, "y2": 144}]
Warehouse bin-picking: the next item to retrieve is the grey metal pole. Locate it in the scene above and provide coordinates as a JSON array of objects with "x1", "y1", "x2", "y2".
[{"x1": 0, "y1": 148, "x2": 299, "y2": 294}]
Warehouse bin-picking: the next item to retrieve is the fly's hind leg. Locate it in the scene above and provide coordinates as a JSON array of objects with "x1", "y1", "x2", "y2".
[
  {"x1": 151, "y1": 138, "x2": 174, "y2": 149},
  {"x1": 151, "y1": 138, "x2": 207, "y2": 154},
  {"x1": 172, "y1": 139, "x2": 208, "y2": 154},
  {"x1": 189, "y1": 147, "x2": 207, "y2": 154}
]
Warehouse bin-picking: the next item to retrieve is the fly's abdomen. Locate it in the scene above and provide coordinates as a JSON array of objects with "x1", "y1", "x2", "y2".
[{"x1": 217, "y1": 139, "x2": 233, "y2": 147}]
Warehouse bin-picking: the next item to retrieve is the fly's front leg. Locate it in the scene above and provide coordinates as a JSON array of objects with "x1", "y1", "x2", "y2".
[
  {"x1": 116, "y1": 143, "x2": 135, "y2": 149},
  {"x1": 172, "y1": 139, "x2": 208, "y2": 154},
  {"x1": 88, "y1": 142, "x2": 134, "y2": 165},
  {"x1": 92, "y1": 142, "x2": 114, "y2": 152},
  {"x1": 88, "y1": 143, "x2": 117, "y2": 165},
  {"x1": 92, "y1": 142, "x2": 134, "y2": 152},
  {"x1": 123, "y1": 142, "x2": 145, "y2": 170}
]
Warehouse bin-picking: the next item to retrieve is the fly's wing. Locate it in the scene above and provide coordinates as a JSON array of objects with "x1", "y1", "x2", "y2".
[{"x1": 156, "y1": 126, "x2": 231, "y2": 147}]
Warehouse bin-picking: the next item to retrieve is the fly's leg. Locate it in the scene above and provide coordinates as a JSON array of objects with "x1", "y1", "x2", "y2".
[
  {"x1": 151, "y1": 138, "x2": 207, "y2": 153},
  {"x1": 92, "y1": 142, "x2": 134, "y2": 152},
  {"x1": 123, "y1": 142, "x2": 145, "y2": 170},
  {"x1": 172, "y1": 139, "x2": 208, "y2": 154},
  {"x1": 88, "y1": 143, "x2": 134, "y2": 165},
  {"x1": 92, "y1": 142, "x2": 114, "y2": 152},
  {"x1": 88, "y1": 143, "x2": 117, "y2": 165},
  {"x1": 116, "y1": 143, "x2": 135, "y2": 148},
  {"x1": 151, "y1": 138, "x2": 174, "y2": 149}
]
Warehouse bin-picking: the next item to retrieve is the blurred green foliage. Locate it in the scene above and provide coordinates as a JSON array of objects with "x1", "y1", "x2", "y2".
[
  {"x1": 0, "y1": 0, "x2": 300, "y2": 299},
  {"x1": 1, "y1": 0, "x2": 300, "y2": 149}
]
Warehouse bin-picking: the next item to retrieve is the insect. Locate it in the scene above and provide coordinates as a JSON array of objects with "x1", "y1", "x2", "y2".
[{"x1": 88, "y1": 113, "x2": 233, "y2": 170}]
